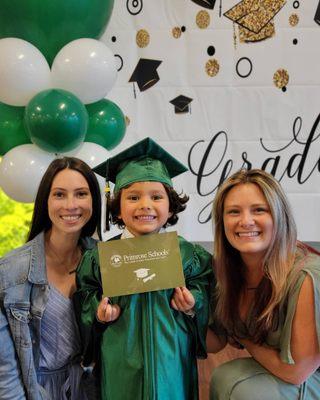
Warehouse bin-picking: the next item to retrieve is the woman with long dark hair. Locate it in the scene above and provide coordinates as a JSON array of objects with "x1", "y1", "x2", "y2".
[{"x1": 0, "y1": 157, "x2": 101, "y2": 399}]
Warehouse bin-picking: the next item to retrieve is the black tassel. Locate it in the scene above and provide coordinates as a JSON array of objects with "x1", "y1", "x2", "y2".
[{"x1": 104, "y1": 183, "x2": 111, "y2": 232}]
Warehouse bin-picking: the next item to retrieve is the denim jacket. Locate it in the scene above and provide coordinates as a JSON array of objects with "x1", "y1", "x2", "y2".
[{"x1": 0, "y1": 232, "x2": 96, "y2": 400}]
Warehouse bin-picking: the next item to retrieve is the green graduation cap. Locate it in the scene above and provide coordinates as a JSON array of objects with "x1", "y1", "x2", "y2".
[{"x1": 93, "y1": 137, "x2": 188, "y2": 192}]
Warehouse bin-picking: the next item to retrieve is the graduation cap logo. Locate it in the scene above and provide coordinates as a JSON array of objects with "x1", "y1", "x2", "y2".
[
  {"x1": 191, "y1": 0, "x2": 216, "y2": 9},
  {"x1": 170, "y1": 95, "x2": 193, "y2": 114},
  {"x1": 129, "y1": 58, "x2": 162, "y2": 92},
  {"x1": 224, "y1": 0, "x2": 286, "y2": 42}
]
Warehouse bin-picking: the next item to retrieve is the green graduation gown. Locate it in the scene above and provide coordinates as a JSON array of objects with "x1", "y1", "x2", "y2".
[
  {"x1": 210, "y1": 248, "x2": 320, "y2": 400},
  {"x1": 74, "y1": 235, "x2": 212, "y2": 400}
]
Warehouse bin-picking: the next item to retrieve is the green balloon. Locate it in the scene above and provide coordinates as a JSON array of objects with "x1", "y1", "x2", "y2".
[
  {"x1": 24, "y1": 89, "x2": 88, "y2": 153},
  {"x1": 0, "y1": 0, "x2": 114, "y2": 65},
  {"x1": 86, "y1": 99, "x2": 126, "y2": 151},
  {"x1": 0, "y1": 103, "x2": 31, "y2": 156}
]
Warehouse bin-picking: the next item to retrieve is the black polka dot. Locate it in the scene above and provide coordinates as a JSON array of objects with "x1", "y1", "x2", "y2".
[
  {"x1": 181, "y1": 26, "x2": 186, "y2": 32},
  {"x1": 293, "y1": 38, "x2": 298, "y2": 45},
  {"x1": 293, "y1": 1, "x2": 299, "y2": 9},
  {"x1": 111, "y1": 36, "x2": 117, "y2": 42},
  {"x1": 207, "y1": 46, "x2": 215, "y2": 56},
  {"x1": 282, "y1": 87, "x2": 287, "y2": 92}
]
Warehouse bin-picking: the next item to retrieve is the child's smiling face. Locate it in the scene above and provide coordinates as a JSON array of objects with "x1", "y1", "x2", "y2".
[{"x1": 118, "y1": 181, "x2": 172, "y2": 236}]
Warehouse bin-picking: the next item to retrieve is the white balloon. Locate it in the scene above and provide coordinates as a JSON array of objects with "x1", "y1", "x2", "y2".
[
  {"x1": 0, "y1": 144, "x2": 55, "y2": 203},
  {"x1": 63, "y1": 141, "x2": 109, "y2": 192},
  {"x1": 63, "y1": 141, "x2": 109, "y2": 168},
  {"x1": 51, "y1": 39, "x2": 117, "y2": 104},
  {"x1": 0, "y1": 38, "x2": 51, "y2": 106}
]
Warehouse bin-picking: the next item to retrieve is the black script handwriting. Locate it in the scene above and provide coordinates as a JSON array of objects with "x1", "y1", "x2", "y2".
[
  {"x1": 188, "y1": 114, "x2": 320, "y2": 224},
  {"x1": 261, "y1": 114, "x2": 320, "y2": 183}
]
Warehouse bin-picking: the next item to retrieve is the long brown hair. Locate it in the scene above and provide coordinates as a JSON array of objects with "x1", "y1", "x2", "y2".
[
  {"x1": 27, "y1": 157, "x2": 102, "y2": 241},
  {"x1": 212, "y1": 169, "x2": 297, "y2": 342}
]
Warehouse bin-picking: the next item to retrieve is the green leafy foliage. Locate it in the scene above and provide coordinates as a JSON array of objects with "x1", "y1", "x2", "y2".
[{"x1": 0, "y1": 188, "x2": 33, "y2": 257}]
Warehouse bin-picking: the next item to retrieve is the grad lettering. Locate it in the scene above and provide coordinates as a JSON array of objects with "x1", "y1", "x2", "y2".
[{"x1": 188, "y1": 114, "x2": 320, "y2": 224}]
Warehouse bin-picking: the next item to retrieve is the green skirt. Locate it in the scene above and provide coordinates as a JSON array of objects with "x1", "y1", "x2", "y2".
[{"x1": 210, "y1": 358, "x2": 320, "y2": 400}]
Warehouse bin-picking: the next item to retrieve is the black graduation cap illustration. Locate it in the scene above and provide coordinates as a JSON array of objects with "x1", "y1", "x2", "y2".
[
  {"x1": 129, "y1": 58, "x2": 162, "y2": 92},
  {"x1": 191, "y1": 0, "x2": 216, "y2": 9},
  {"x1": 315, "y1": 1, "x2": 320, "y2": 25},
  {"x1": 170, "y1": 95, "x2": 193, "y2": 114},
  {"x1": 224, "y1": 0, "x2": 286, "y2": 42}
]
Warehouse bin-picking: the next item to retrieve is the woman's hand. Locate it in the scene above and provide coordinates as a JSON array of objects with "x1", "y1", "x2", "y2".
[
  {"x1": 96, "y1": 297, "x2": 121, "y2": 323},
  {"x1": 171, "y1": 287, "x2": 195, "y2": 314}
]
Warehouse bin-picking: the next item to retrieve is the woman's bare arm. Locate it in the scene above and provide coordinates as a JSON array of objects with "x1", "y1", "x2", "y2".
[
  {"x1": 240, "y1": 275, "x2": 320, "y2": 385},
  {"x1": 206, "y1": 327, "x2": 227, "y2": 353}
]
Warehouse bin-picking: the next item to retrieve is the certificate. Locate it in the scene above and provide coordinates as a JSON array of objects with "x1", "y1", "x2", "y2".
[{"x1": 98, "y1": 231, "x2": 185, "y2": 297}]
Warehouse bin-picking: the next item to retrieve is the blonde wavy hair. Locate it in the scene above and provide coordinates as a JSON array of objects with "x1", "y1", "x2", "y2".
[{"x1": 212, "y1": 169, "x2": 297, "y2": 342}]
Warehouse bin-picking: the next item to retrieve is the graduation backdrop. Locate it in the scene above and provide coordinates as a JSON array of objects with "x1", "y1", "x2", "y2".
[
  {"x1": 101, "y1": 0, "x2": 320, "y2": 241},
  {"x1": 101, "y1": 0, "x2": 320, "y2": 242}
]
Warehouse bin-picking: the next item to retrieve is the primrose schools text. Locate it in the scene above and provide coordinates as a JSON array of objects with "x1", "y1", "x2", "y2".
[{"x1": 123, "y1": 249, "x2": 169, "y2": 263}]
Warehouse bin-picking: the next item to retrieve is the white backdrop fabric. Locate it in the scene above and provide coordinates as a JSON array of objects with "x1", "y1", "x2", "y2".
[{"x1": 101, "y1": 0, "x2": 320, "y2": 242}]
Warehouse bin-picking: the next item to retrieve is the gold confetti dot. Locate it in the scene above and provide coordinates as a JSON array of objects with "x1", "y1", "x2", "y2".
[
  {"x1": 273, "y1": 69, "x2": 289, "y2": 88},
  {"x1": 196, "y1": 10, "x2": 210, "y2": 29},
  {"x1": 136, "y1": 29, "x2": 150, "y2": 48},
  {"x1": 125, "y1": 116, "x2": 130, "y2": 126},
  {"x1": 206, "y1": 58, "x2": 220, "y2": 77},
  {"x1": 289, "y1": 13, "x2": 299, "y2": 27},
  {"x1": 172, "y1": 26, "x2": 182, "y2": 38}
]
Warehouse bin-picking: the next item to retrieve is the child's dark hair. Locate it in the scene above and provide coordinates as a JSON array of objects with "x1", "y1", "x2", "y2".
[{"x1": 110, "y1": 183, "x2": 189, "y2": 229}]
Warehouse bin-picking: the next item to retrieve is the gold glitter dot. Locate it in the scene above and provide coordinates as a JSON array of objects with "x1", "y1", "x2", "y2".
[
  {"x1": 136, "y1": 29, "x2": 150, "y2": 48},
  {"x1": 196, "y1": 10, "x2": 210, "y2": 29},
  {"x1": 206, "y1": 59, "x2": 220, "y2": 77},
  {"x1": 125, "y1": 116, "x2": 130, "y2": 126},
  {"x1": 273, "y1": 69, "x2": 289, "y2": 89},
  {"x1": 172, "y1": 26, "x2": 181, "y2": 38},
  {"x1": 289, "y1": 13, "x2": 299, "y2": 27}
]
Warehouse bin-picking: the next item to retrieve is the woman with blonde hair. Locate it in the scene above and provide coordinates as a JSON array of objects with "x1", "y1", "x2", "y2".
[{"x1": 207, "y1": 169, "x2": 320, "y2": 399}]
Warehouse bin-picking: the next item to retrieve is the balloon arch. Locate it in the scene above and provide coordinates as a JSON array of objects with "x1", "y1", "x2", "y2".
[{"x1": 0, "y1": 0, "x2": 126, "y2": 203}]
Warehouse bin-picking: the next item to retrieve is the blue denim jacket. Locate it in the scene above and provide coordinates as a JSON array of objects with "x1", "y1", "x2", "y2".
[{"x1": 0, "y1": 232, "x2": 96, "y2": 400}]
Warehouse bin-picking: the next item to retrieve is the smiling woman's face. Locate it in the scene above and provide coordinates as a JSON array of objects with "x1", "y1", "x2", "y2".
[
  {"x1": 223, "y1": 182, "x2": 274, "y2": 265},
  {"x1": 47, "y1": 168, "x2": 92, "y2": 237}
]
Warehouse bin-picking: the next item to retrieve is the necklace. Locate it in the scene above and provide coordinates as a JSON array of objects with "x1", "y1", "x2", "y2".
[{"x1": 46, "y1": 241, "x2": 82, "y2": 275}]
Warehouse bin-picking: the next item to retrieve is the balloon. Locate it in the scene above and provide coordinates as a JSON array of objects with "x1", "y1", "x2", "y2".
[
  {"x1": 0, "y1": 144, "x2": 55, "y2": 203},
  {"x1": 0, "y1": 38, "x2": 51, "y2": 106},
  {"x1": 63, "y1": 141, "x2": 109, "y2": 193},
  {"x1": 63, "y1": 141, "x2": 109, "y2": 169},
  {"x1": 0, "y1": 0, "x2": 114, "y2": 65},
  {"x1": 24, "y1": 89, "x2": 88, "y2": 153},
  {"x1": 86, "y1": 99, "x2": 126, "y2": 150},
  {"x1": 0, "y1": 103, "x2": 31, "y2": 155},
  {"x1": 51, "y1": 39, "x2": 117, "y2": 104}
]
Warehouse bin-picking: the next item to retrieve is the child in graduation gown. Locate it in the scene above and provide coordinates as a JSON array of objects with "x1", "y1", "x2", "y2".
[{"x1": 74, "y1": 138, "x2": 213, "y2": 400}]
